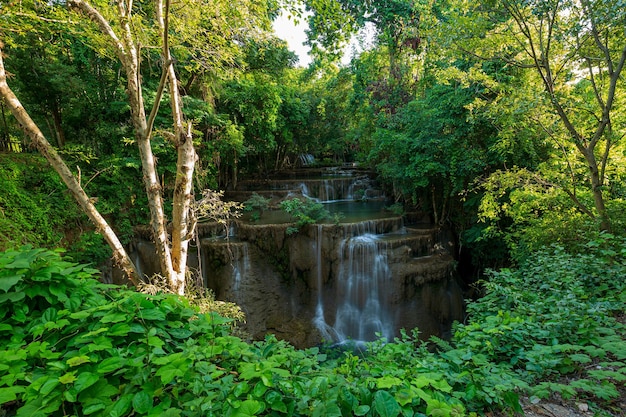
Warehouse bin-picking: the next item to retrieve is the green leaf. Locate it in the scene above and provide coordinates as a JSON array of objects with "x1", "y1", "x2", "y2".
[
  {"x1": 156, "y1": 366, "x2": 183, "y2": 384},
  {"x1": 376, "y1": 376, "x2": 403, "y2": 388},
  {"x1": 70, "y1": 310, "x2": 91, "y2": 320},
  {"x1": 110, "y1": 394, "x2": 133, "y2": 417},
  {"x1": 140, "y1": 308, "x2": 166, "y2": 321},
  {"x1": 426, "y1": 399, "x2": 452, "y2": 417},
  {"x1": 39, "y1": 378, "x2": 60, "y2": 396},
  {"x1": 100, "y1": 312, "x2": 128, "y2": 323},
  {"x1": 231, "y1": 399, "x2": 263, "y2": 417},
  {"x1": 148, "y1": 336, "x2": 164, "y2": 347},
  {"x1": 59, "y1": 372, "x2": 77, "y2": 384},
  {"x1": 354, "y1": 405, "x2": 370, "y2": 416},
  {"x1": 132, "y1": 391, "x2": 153, "y2": 414},
  {"x1": 265, "y1": 390, "x2": 287, "y2": 413},
  {"x1": 83, "y1": 402, "x2": 107, "y2": 415},
  {"x1": 0, "y1": 386, "x2": 26, "y2": 404},
  {"x1": 67, "y1": 355, "x2": 91, "y2": 367},
  {"x1": 0, "y1": 274, "x2": 23, "y2": 292},
  {"x1": 373, "y1": 390, "x2": 401, "y2": 417},
  {"x1": 5, "y1": 251, "x2": 39, "y2": 269},
  {"x1": 31, "y1": 267, "x2": 53, "y2": 281},
  {"x1": 109, "y1": 323, "x2": 131, "y2": 336},
  {"x1": 97, "y1": 356, "x2": 124, "y2": 374},
  {"x1": 74, "y1": 372, "x2": 99, "y2": 393},
  {"x1": 0, "y1": 291, "x2": 25, "y2": 303}
]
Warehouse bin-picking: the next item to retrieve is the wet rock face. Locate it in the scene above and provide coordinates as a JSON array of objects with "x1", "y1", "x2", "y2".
[
  {"x1": 198, "y1": 222, "x2": 462, "y2": 348},
  {"x1": 129, "y1": 167, "x2": 465, "y2": 348}
]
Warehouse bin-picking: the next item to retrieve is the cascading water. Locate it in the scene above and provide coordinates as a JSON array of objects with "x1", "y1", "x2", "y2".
[
  {"x1": 145, "y1": 165, "x2": 466, "y2": 348},
  {"x1": 334, "y1": 233, "x2": 394, "y2": 342},
  {"x1": 230, "y1": 243, "x2": 250, "y2": 307},
  {"x1": 314, "y1": 226, "x2": 395, "y2": 344},
  {"x1": 313, "y1": 225, "x2": 337, "y2": 341}
]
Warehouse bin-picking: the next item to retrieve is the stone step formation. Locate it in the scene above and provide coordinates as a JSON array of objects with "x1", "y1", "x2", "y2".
[{"x1": 131, "y1": 166, "x2": 464, "y2": 348}]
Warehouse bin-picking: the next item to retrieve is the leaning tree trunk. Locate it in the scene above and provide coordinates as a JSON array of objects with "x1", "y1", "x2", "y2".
[{"x1": 0, "y1": 44, "x2": 141, "y2": 285}]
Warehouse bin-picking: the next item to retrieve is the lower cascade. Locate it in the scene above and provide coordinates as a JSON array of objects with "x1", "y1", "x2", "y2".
[
  {"x1": 316, "y1": 231, "x2": 394, "y2": 343},
  {"x1": 128, "y1": 166, "x2": 464, "y2": 348}
]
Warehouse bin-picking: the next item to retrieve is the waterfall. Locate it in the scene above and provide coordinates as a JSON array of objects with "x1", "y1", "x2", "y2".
[
  {"x1": 313, "y1": 225, "x2": 337, "y2": 341},
  {"x1": 298, "y1": 153, "x2": 315, "y2": 166},
  {"x1": 231, "y1": 243, "x2": 250, "y2": 306},
  {"x1": 314, "y1": 227, "x2": 394, "y2": 344},
  {"x1": 334, "y1": 233, "x2": 394, "y2": 343}
]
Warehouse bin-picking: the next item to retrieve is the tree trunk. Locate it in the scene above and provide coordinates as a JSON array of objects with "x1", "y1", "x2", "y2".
[
  {"x1": 583, "y1": 149, "x2": 611, "y2": 232},
  {"x1": 158, "y1": 0, "x2": 196, "y2": 295},
  {"x1": 51, "y1": 105, "x2": 66, "y2": 148},
  {"x1": 0, "y1": 45, "x2": 141, "y2": 285},
  {"x1": 68, "y1": 0, "x2": 179, "y2": 288}
]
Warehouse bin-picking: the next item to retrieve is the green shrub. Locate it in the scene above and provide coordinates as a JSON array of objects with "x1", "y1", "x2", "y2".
[
  {"x1": 0, "y1": 155, "x2": 84, "y2": 251},
  {"x1": 280, "y1": 198, "x2": 330, "y2": 234},
  {"x1": 244, "y1": 193, "x2": 271, "y2": 221},
  {"x1": 1, "y1": 238, "x2": 624, "y2": 416}
]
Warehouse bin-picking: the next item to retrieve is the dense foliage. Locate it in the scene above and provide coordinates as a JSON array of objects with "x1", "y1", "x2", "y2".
[
  {"x1": 1, "y1": 237, "x2": 624, "y2": 416},
  {"x1": 1, "y1": 0, "x2": 626, "y2": 413}
]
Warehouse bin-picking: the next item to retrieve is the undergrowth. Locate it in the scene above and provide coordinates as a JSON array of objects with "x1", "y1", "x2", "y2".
[{"x1": 0, "y1": 233, "x2": 625, "y2": 416}]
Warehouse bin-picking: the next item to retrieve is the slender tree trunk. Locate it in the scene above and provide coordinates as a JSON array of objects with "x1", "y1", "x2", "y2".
[
  {"x1": 0, "y1": 45, "x2": 141, "y2": 284},
  {"x1": 68, "y1": 0, "x2": 180, "y2": 288},
  {"x1": 583, "y1": 150, "x2": 611, "y2": 232},
  {"x1": 158, "y1": 0, "x2": 196, "y2": 295},
  {"x1": 51, "y1": 106, "x2": 66, "y2": 148}
]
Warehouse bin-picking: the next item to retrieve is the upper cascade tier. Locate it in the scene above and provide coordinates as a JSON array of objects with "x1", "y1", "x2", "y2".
[{"x1": 226, "y1": 166, "x2": 385, "y2": 204}]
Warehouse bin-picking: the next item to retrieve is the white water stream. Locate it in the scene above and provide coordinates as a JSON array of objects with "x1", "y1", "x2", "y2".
[{"x1": 314, "y1": 226, "x2": 395, "y2": 343}]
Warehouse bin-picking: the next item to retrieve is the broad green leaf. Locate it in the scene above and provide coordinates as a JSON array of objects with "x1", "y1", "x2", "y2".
[
  {"x1": 0, "y1": 274, "x2": 23, "y2": 292},
  {"x1": 0, "y1": 386, "x2": 25, "y2": 404},
  {"x1": 74, "y1": 372, "x2": 99, "y2": 393},
  {"x1": 109, "y1": 323, "x2": 131, "y2": 336},
  {"x1": 31, "y1": 267, "x2": 53, "y2": 281},
  {"x1": 0, "y1": 291, "x2": 25, "y2": 303},
  {"x1": 59, "y1": 372, "x2": 77, "y2": 384},
  {"x1": 39, "y1": 378, "x2": 60, "y2": 395},
  {"x1": 231, "y1": 399, "x2": 263, "y2": 417},
  {"x1": 156, "y1": 366, "x2": 183, "y2": 384},
  {"x1": 265, "y1": 390, "x2": 287, "y2": 412},
  {"x1": 64, "y1": 388, "x2": 78, "y2": 403},
  {"x1": 426, "y1": 399, "x2": 452, "y2": 417},
  {"x1": 140, "y1": 308, "x2": 166, "y2": 321},
  {"x1": 110, "y1": 394, "x2": 133, "y2": 417},
  {"x1": 67, "y1": 355, "x2": 91, "y2": 367},
  {"x1": 83, "y1": 402, "x2": 107, "y2": 415},
  {"x1": 376, "y1": 375, "x2": 403, "y2": 388},
  {"x1": 373, "y1": 390, "x2": 401, "y2": 417},
  {"x1": 70, "y1": 310, "x2": 90, "y2": 320},
  {"x1": 148, "y1": 336, "x2": 164, "y2": 348},
  {"x1": 354, "y1": 405, "x2": 370, "y2": 416},
  {"x1": 100, "y1": 312, "x2": 128, "y2": 323},
  {"x1": 97, "y1": 356, "x2": 124, "y2": 374},
  {"x1": 132, "y1": 391, "x2": 153, "y2": 414}
]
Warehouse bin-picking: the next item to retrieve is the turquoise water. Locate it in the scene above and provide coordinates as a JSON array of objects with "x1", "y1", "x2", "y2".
[{"x1": 241, "y1": 200, "x2": 395, "y2": 225}]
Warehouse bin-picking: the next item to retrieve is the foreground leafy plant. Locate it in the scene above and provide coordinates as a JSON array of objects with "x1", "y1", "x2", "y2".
[{"x1": 1, "y1": 236, "x2": 624, "y2": 416}]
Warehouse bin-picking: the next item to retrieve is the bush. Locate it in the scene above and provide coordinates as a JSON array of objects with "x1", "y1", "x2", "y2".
[
  {"x1": 1, "y1": 239, "x2": 624, "y2": 416},
  {"x1": 0, "y1": 155, "x2": 85, "y2": 251},
  {"x1": 280, "y1": 198, "x2": 330, "y2": 234}
]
